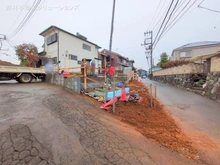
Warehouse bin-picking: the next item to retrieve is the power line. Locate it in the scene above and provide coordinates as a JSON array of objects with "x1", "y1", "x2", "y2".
[
  {"x1": 172, "y1": 0, "x2": 188, "y2": 15},
  {"x1": 13, "y1": 0, "x2": 46, "y2": 41},
  {"x1": 198, "y1": 0, "x2": 205, "y2": 6},
  {"x1": 198, "y1": 5, "x2": 220, "y2": 14},
  {"x1": 9, "y1": 0, "x2": 38, "y2": 37},
  {"x1": 152, "y1": 0, "x2": 169, "y2": 31},
  {"x1": 163, "y1": 0, "x2": 191, "y2": 31},
  {"x1": 7, "y1": 0, "x2": 30, "y2": 34},
  {"x1": 158, "y1": 0, "x2": 198, "y2": 42},
  {"x1": 147, "y1": 0, "x2": 163, "y2": 30},
  {"x1": 9, "y1": 0, "x2": 42, "y2": 39},
  {"x1": 153, "y1": 0, "x2": 180, "y2": 48},
  {"x1": 6, "y1": 39, "x2": 16, "y2": 50},
  {"x1": 153, "y1": 0, "x2": 176, "y2": 45}
]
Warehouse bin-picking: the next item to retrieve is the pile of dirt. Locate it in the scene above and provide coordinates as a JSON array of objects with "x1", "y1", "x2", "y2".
[
  {"x1": 0, "y1": 60, "x2": 18, "y2": 66},
  {"x1": 83, "y1": 80, "x2": 199, "y2": 160}
]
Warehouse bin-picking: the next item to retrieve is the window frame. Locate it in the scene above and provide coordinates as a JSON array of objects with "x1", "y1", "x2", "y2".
[
  {"x1": 47, "y1": 33, "x2": 57, "y2": 45},
  {"x1": 82, "y1": 43, "x2": 91, "y2": 51},
  {"x1": 69, "y1": 54, "x2": 78, "y2": 61},
  {"x1": 180, "y1": 51, "x2": 192, "y2": 58}
]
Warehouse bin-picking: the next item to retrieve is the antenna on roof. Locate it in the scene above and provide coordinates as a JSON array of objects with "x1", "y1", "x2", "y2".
[{"x1": 76, "y1": 32, "x2": 87, "y2": 41}]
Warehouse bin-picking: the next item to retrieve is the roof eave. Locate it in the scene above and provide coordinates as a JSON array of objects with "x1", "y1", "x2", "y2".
[
  {"x1": 39, "y1": 25, "x2": 101, "y2": 48},
  {"x1": 174, "y1": 43, "x2": 220, "y2": 51}
]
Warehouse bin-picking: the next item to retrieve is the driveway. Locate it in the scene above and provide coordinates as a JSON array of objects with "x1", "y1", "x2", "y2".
[
  {"x1": 0, "y1": 81, "x2": 207, "y2": 165},
  {"x1": 143, "y1": 78, "x2": 220, "y2": 165}
]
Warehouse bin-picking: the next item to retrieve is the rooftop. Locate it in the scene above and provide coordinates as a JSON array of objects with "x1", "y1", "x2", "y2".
[
  {"x1": 39, "y1": 25, "x2": 101, "y2": 48},
  {"x1": 174, "y1": 41, "x2": 220, "y2": 50},
  {"x1": 100, "y1": 49, "x2": 130, "y2": 60}
]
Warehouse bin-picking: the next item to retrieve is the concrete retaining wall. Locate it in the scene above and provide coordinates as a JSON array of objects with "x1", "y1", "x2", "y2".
[{"x1": 52, "y1": 73, "x2": 81, "y2": 94}]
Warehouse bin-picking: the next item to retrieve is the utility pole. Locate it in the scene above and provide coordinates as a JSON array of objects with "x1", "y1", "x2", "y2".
[
  {"x1": 109, "y1": 0, "x2": 116, "y2": 113},
  {"x1": 141, "y1": 31, "x2": 153, "y2": 77},
  {"x1": 109, "y1": 0, "x2": 116, "y2": 58},
  {"x1": 0, "y1": 34, "x2": 6, "y2": 50}
]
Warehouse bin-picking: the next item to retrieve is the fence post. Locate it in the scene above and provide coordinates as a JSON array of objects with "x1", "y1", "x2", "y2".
[
  {"x1": 104, "y1": 59, "x2": 106, "y2": 83},
  {"x1": 83, "y1": 59, "x2": 87, "y2": 90},
  {"x1": 150, "y1": 84, "x2": 153, "y2": 107}
]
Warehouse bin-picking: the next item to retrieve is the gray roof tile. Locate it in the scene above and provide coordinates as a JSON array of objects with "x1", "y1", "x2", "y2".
[{"x1": 174, "y1": 41, "x2": 220, "y2": 50}]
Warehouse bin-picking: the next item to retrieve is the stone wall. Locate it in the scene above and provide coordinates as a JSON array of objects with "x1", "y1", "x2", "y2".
[
  {"x1": 153, "y1": 72, "x2": 220, "y2": 102},
  {"x1": 153, "y1": 63, "x2": 203, "y2": 76},
  {"x1": 153, "y1": 74, "x2": 206, "y2": 89},
  {"x1": 203, "y1": 72, "x2": 220, "y2": 101},
  {"x1": 211, "y1": 57, "x2": 220, "y2": 72}
]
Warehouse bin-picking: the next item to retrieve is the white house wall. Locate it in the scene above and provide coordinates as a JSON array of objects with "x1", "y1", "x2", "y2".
[
  {"x1": 44, "y1": 30, "x2": 58, "y2": 60},
  {"x1": 58, "y1": 30, "x2": 98, "y2": 72}
]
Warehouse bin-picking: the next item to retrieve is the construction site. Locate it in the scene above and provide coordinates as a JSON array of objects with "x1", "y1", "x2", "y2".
[{"x1": 52, "y1": 61, "x2": 200, "y2": 161}]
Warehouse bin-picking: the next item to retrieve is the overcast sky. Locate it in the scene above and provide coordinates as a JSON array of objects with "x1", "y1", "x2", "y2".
[{"x1": 0, "y1": 0, "x2": 220, "y2": 70}]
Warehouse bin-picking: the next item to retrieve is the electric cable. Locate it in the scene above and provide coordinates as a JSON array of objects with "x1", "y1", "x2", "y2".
[
  {"x1": 7, "y1": 0, "x2": 30, "y2": 34},
  {"x1": 9, "y1": 0, "x2": 42, "y2": 38},
  {"x1": 153, "y1": 0, "x2": 180, "y2": 48},
  {"x1": 156, "y1": 0, "x2": 198, "y2": 44},
  {"x1": 147, "y1": 0, "x2": 163, "y2": 30},
  {"x1": 152, "y1": 0, "x2": 169, "y2": 31},
  {"x1": 153, "y1": 0, "x2": 176, "y2": 46}
]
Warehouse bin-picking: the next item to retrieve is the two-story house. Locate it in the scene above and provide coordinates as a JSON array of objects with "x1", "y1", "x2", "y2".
[
  {"x1": 170, "y1": 41, "x2": 220, "y2": 61},
  {"x1": 39, "y1": 25, "x2": 101, "y2": 72},
  {"x1": 98, "y1": 49, "x2": 134, "y2": 71}
]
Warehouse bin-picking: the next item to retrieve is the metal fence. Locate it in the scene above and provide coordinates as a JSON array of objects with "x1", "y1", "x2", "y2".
[{"x1": 52, "y1": 73, "x2": 81, "y2": 94}]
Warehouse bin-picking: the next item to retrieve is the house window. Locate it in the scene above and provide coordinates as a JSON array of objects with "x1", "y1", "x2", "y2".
[
  {"x1": 82, "y1": 43, "x2": 91, "y2": 51},
  {"x1": 180, "y1": 51, "x2": 191, "y2": 58},
  {"x1": 69, "y1": 54, "x2": 78, "y2": 60},
  {"x1": 47, "y1": 33, "x2": 57, "y2": 45},
  {"x1": 77, "y1": 61, "x2": 82, "y2": 65},
  {"x1": 117, "y1": 57, "x2": 120, "y2": 62}
]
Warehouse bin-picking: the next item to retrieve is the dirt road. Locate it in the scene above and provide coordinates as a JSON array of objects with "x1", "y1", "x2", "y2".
[
  {"x1": 0, "y1": 81, "x2": 206, "y2": 165},
  {"x1": 143, "y1": 78, "x2": 220, "y2": 165}
]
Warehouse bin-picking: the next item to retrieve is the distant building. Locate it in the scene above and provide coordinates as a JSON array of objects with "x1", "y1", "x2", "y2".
[
  {"x1": 98, "y1": 49, "x2": 135, "y2": 71},
  {"x1": 148, "y1": 66, "x2": 162, "y2": 75},
  {"x1": 137, "y1": 69, "x2": 148, "y2": 77},
  {"x1": 170, "y1": 41, "x2": 220, "y2": 61},
  {"x1": 39, "y1": 25, "x2": 101, "y2": 72}
]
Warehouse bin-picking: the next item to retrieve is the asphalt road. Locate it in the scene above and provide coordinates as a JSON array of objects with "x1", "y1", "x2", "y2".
[
  {"x1": 0, "y1": 81, "x2": 206, "y2": 165},
  {"x1": 143, "y1": 78, "x2": 220, "y2": 165}
]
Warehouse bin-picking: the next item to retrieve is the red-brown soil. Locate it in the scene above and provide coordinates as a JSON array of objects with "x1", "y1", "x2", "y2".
[{"x1": 83, "y1": 80, "x2": 199, "y2": 160}]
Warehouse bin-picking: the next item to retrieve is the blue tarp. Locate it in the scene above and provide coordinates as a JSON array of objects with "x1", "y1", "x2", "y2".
[{"x1": 107, "y1": 87, "x2": 130, "y2": 100}]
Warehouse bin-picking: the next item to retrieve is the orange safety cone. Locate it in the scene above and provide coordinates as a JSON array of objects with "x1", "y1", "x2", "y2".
[
  {"x1": 137, "y1": 97, "x2": 143, "y2": 103},
  {"x1": 139, "y1": 78, "x2": 142, "y2": 83},
  {"x1": 120, "y1": 85, "x2": 128, "y2": 101},
  {"x1": 100, "y1": 97, "x2": 118, "y2": 110}
]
